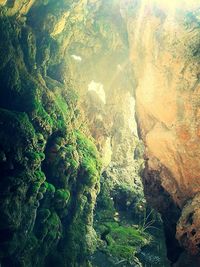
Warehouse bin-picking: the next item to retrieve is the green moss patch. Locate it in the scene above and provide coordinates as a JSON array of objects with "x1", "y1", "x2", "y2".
[
  {"x1": 98, "y1": 222, "x2": 151, "y2": 263},
  {"x1": 75, "y1": 130, "x2": 101, "y2": 188}
]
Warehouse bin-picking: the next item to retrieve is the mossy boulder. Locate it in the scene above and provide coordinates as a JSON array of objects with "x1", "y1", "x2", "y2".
[{"x1": 97, "y1": 222, "x2": 150, "y2": 265}]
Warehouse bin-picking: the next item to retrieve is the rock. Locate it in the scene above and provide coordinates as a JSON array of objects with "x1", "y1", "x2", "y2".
[
  {"x1": 0, "y1": 0, "x2": 7, "y2": 6},
  {"x1": 0, "y1": 1, "x2": 102, "y2": 265},
  {"x1": 176, "y1": 193, "x2": 200, "y2": 255},
  {"x1": 0, "y1": 0, "x2": 189, "y2": 265},
  {"x1": 128, "y1": 1, "x2": 200, "y2": 208},
  {"x1": 172, "y1": 251, "x2": 200, "y2": 267},
  {"x1": 125, "y1": 0, "x2": 200, "y2": 260}
]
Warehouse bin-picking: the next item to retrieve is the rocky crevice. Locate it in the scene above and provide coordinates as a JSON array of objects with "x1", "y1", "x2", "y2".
[{"x1": 0, "y1": 0, "x2": 200, "y2": 266}]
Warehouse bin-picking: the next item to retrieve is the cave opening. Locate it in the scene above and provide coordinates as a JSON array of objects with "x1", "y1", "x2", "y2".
[{"x1": 1, "y1": 0, "x2": 200, "y2": 267}]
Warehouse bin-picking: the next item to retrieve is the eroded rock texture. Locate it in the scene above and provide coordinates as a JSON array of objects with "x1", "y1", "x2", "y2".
[
  {"x1": 0, "y1": 1, "x2": 151, "y2": 266},
  {"x1": 124, "y1": 0, "x2": 200, "y2": 262},
  {"x1": 1, "y1": 0, "x2": 200, "y2": 266},
  {"x1": 176, "y1": 193, "x2": 200, "y2": 255},
  {"x1": 0, "y1": 1, "x2": 103, "y2": 266}
]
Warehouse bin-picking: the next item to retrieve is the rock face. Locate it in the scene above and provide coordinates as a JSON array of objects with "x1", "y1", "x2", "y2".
[
  {"x1": 129, "y1": 0, "x2": 200, "y2": 207},
  {"x1": 124, "y1": 0, "x2": 200, "y2": 262},
  {"x1": 0, "y1": 1, "x2": 154, "y2": 266},
  {"x1": 176, "y1": 193, "x2": 200, "y2": 255},
  {"x1": 1, "y1": 0, "x2": 200, "y2": 266},
  {"x1": 0, "y1": 1, "x2": 103, "y2": 266}
]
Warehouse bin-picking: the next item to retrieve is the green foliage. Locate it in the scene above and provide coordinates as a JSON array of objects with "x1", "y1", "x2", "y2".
[
  {"x1": 113, "y1": 183, "x2": 138, "y2": 206},
  {"x1": 30, "y1": 89, "x2": 69, "y2": 136},
  {"x1": 37, "y1": 192, "x2": 44, "y2": 200}
]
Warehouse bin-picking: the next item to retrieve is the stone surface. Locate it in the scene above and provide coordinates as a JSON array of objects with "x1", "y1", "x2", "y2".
[
  {"x1": 123, "y1": 0, "x2": 200, "y2": 259},
  {"x1": 0, "y1": 1, "x2": 102, "y2": 266},
  {"x1": 1, "y1": 0, "x2": 200, "y2": 265},
  {"x1": 0, "y1": 1, "x2": 152, "y2": 266},
  {"x1": 128, "y1": 1, "x2": 200, "y2": 208},
  {"x1": 176, "y1": 193, "x2": 200, "y2": 255}
]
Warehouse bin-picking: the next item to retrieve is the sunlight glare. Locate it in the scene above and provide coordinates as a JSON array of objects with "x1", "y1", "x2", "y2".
[{"x1": 144, "y1": 0, "x2": 200, "y2": 13}]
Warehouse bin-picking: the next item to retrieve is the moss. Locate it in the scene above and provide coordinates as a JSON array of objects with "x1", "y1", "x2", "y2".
[
  {"x1": 75, "y1": 130, "x2": 101, "y2": 187},
  {"x1": 46, "y1": 212, "x2": 62, "y2": 240},
  {"x1": 26, "y1": 151, "x2": 45, "y2": 168},
  {"x1": 39, "y1": 184, "x2": 47, "y2": 194},
  {"x1": 75, "y1": 130, "x2": 99, "y2": 160},
  {"x1": 113, "y1": 183, "x2": 144, "y2": 213},
  {"x1": 0, "y1": 108, "x2": 36, "y2": 143},
  {"x1": 44, "y1": 182, "x2": 56, "y2": 194},
  {"x1": 34, "y1": 211, "x2": 62, "y2": 252},
  {"x1": 32, "y1": 99, "x2": 54, "y2": 135},
  {"x1": 17, "y1": 71, "x2": 41, "y2": 113},
  {"x1": 35, "y1": 170, "x2": 46, "y2": 183},
  {"x1": 23, "y1": 85, "x2": 67, "y2": 137},
  {"x1": 26, "y1": 171, "x2": 46, "y2": 199},
  {"x1": 36, "y1": 133, "x2": 46, "y2": 151},
  {"x1": 61, "y1": 131, "x2": 101, "y2": 265},
  {"x1": 100, "y1": 222, "x2": 150, "y2": 262},
  {"x1": 82, "y1": 157, "x2": 99, "y2": 186},
  {"x1": 94, "y1": 170, "x2": 151, "y2": 265},
  {"x1": 63, "y1": 87, "x2": 78, "y2": 110},
  {"x1": 40, "y1": 91, "x2": 69, "y2": 134},
  {"x1": 62, "y1": 145, "x2": 79, "y2": 172},
  {"x1": 0, "y1": 2, "x2": 141, "y2": 266},
  {"x1": 21, "y1": 234, "x2": 39, "y2": 258},
  {"x1": 55, "y1": 189, "x2": 70, "y2": 201},
  {"x1": 31, "y1": 182, "x2": 41, "y2": 195},
  {"x1": 42, "y1": 133, "x2": 79, "y2": 188},
  {"x1": 54, "y1": 93, "x2": 69, "y2": 118},
  {"x1": 20, "y1": 26, "x2": 37, "y2": 71},
  {"x1": 37, "y1": 209, "x2": 51, "y2": 223},
  {"x1": 65, "y1": 215, "x2": 97, "y2": 265},
  {"x1": 37, "y1": 192, "x2": 44, "y2": 200},
  {"x1": 95, "y1": 176, "x2": 116, "y2": 222},
  {"x1": 54, "y1": 189, "x2": 70, "y2": 210}
]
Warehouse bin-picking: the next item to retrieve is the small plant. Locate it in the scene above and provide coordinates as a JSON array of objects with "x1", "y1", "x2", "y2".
[{"x1": 139, "y1": 208, "x2": 160, "y2": 233}]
